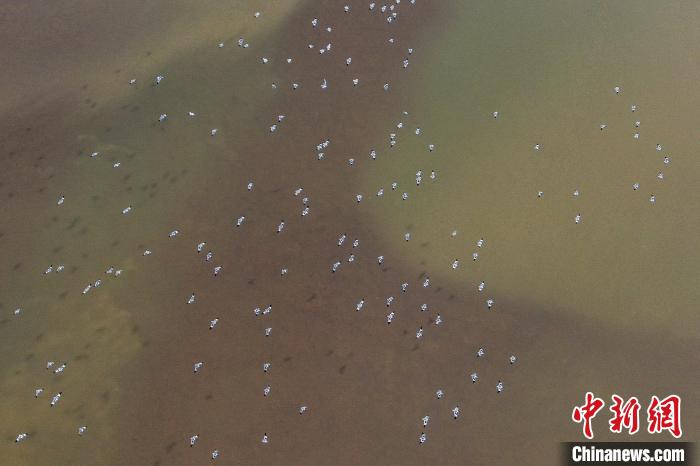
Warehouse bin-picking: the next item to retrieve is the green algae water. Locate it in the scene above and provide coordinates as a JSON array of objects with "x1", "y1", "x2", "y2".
[
  {"x1": 0, "y1": 1, "x2": 698, "y2": 465},
  {"x1": 366, "y1": 0, "x2": 700, "y2": 336}
]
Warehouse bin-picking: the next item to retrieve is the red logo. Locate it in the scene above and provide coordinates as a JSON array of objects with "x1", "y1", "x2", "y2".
[
  {"x1": 572, "y1": 392, "x2": 605, "y2": 439},
  {"x1": 647, "y1": 394, "x2": 682, "y2": 438},
  {"x1": 572, "y1": 393, "x2": 682, "y2": 439},
  {"x1": 608, "y1": 395, "x2": 641, "y2": 435}
]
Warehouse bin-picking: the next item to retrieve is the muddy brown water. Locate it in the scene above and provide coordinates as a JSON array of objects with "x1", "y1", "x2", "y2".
[{"x1": 1, "y1": 1, "x2": 698, "y2": 465}]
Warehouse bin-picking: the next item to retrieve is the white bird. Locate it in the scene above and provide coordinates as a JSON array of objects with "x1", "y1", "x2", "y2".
[{"x1": 50, "y1": 392, "x2": 62, "y2": 407}]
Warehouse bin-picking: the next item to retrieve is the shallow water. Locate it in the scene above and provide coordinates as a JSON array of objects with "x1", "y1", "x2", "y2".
[
  {"x1": 367, "y1": 0, "x2": 700, "y2": 335},
  {"x1": 0, "y1": 1, "x2": 698, "y2": 465}
]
